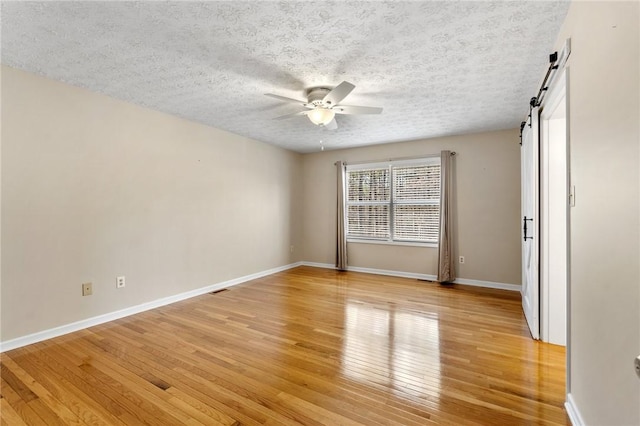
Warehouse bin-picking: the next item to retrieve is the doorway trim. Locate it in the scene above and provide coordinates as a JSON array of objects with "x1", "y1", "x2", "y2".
[
  {"x1": 537, "y1": 63, "x2": 572, "y2": 397},
  {"x1": 539, "y1": 67, "x2": 569, "y2": 345}
]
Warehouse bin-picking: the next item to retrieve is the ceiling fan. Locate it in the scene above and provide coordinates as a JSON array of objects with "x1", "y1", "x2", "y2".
[{"x1": 265, "y1": 81, "x2": 383, "y2": 130}]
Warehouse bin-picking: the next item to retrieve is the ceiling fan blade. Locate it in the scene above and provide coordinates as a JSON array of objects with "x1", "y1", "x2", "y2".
[
  {"x1": 324, "y1": 118, "x2": 338, "y2": 130},
  {"x1": 333, "y1": 105, "x2": 383, "y2": 115},
  {"x1": 323, "y1": 81, "x2": 355, "y2": 106},
  {"x1": 273, "y1": 110, "x2": 309, "y2": 120},
  {"x1": 265, "y1": 93, "x2": 308, "y2": 105}
]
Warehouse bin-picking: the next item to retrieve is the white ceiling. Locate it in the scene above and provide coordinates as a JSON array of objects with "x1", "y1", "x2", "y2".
[{"x1": 1, "y1": 1, "x2": 570, "y2": 153}]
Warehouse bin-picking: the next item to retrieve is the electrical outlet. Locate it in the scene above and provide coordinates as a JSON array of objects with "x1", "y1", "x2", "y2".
[
  {"x1": 82, "y1": 282, "x2": 93, "y2": 296},
  {"x1": 290, "y1": 245, "x2": 294, "y2": 253},
  {"x1": 459, "y1": 256, "x2": 465, "y2": 264},
  {"x1": 116, "y1": 276, "x2": 125, "y2": 288}
]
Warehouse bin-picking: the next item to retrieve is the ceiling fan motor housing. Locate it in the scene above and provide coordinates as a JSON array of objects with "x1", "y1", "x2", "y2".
[{"x1": 306, "y1": 87, "x2": 332, "y2": 106}]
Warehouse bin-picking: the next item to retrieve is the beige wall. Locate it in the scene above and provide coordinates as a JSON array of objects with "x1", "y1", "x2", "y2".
[
  {"x1": 553, "y1": 2, "x2": 640, "y2": 425},
  {"x1": 302, "y1": 129, "x2": 522, "y2": 285},
  {"x1": 1, "y1": 66, "x2": 303, "y2": 341}
]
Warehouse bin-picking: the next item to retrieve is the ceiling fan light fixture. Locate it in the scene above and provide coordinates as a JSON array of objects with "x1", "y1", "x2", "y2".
[
  {"x1": 307, "y1": 107, "x2": 335, "y2": 126},
  {"x1": 266, "y1": 81, "x2": 381, "y2": 129}
]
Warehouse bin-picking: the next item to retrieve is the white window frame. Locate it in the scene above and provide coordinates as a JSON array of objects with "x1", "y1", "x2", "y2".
[{"x1": 345, "y1": 157, "x2": 440, "y2": 248}]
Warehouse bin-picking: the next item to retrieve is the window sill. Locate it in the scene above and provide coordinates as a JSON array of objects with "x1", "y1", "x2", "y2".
[{"x1": 347, "y1": 239, "x2": 438, "y2": 248}]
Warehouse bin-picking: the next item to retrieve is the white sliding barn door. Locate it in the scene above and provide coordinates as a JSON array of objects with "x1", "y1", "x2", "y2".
[{"x1": 521, "y1": 109, "x2": 540, "y2": 340}]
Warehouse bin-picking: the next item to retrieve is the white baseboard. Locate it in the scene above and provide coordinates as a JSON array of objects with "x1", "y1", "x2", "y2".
[
  {"x1": 565, "y1": 393, "x2": 585, "y2": 426},
  {"x1": 0, "y1": 262, "x2": 303, "y2": 353},
  {"x1": 453, "y1": 277, "x2": 520, "y2": 292},
  {"x1": 1, "y1": 260, "x2": 518, "y2": 353},
  {"x1": 300, "y1": 261, "x2": 520, "y2": 292},
  {"x1": 347, "y1": 265, "x2": 436, "y2": 281},
  {"x1": 300, "y1": 261, "x2": 336, "y2": 270},
  {"x1": 303, "y1": 261, "x2": 430, "y2": 279}
]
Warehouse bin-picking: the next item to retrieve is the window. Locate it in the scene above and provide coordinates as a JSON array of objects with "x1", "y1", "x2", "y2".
[{"x1": 346, "y1": 158, "x2": 440, "y2": 245}]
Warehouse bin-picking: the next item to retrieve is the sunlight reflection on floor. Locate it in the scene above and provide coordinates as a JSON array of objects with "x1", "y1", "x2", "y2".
[{"x1": 342, "y1": 301, "x2": 441, "y2": 401}]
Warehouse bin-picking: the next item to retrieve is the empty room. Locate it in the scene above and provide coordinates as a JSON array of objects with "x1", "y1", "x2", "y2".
[{"x1": 1, "y1": 1, "x2": 638, "y2": 425}]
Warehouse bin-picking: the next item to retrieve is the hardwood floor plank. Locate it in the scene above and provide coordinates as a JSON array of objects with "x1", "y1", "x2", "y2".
[
  {"x1": 1, "y1": 363, "x2": 38, "y2": 402},
  {"x1": 1, "y1": 356, "x2": 84, "y2": 425},
  {"x1": 1, "y1": 378, "x2": 47, "y2": 426},
  {"x1": 58, "y1": 339, "x2": 207, "y2": 426},
  {"x1": 47, "y1": 343, "x2": 192, "y2": 426},
  {"x1": 113, "y1": 314, "x2": 441, "y2": 424},
  {"x1": 96, "y1": 323, "x2": 431, "y2": 425},
  {"x1": 80, "y1": 332, "x2": 261, "y2": 425},
  {"x1": 6, "y1": 348, "x2": 126, "y2": 426},
  {"x1": 164, "y1": 387, "x2": 239, "y2": 426},
  {"x1": 15, "y1": 343, "x2": 157, "y2": 425},
  {"x1": 24, "y1": 398, "x2": 68, "y2": 426},
  {"x1": 1, "y1": 397, "x2": 29, "y2": 426},
  {"x1": 82, "y1": 338, "x2": 230, "y2": 426},
  {"x1": 92, "y1": 327, "x2": 306, "y2": 425},
  {"x1": 1, "y1": 266, "x2": 568, "y2": 425}
]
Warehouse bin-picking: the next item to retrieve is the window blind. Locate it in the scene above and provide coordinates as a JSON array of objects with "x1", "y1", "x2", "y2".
[
  {"x1": 347, "y1": 168, "x2": 389, "y2": 202},
  {"x1": 345, "y1": 159, "x2": 440, "y2": 244},
  {"x1": 393, "y1": 165, "x2": 440, "y2": 202}
]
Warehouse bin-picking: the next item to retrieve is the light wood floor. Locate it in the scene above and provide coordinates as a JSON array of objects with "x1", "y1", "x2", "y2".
[{"x1": 1, "y1": 266, "x2": 568, "y2": 425}]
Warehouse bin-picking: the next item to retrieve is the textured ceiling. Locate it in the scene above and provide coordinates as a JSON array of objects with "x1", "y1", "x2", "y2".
[{"x1": 1, "y1": 1, "x2": 570, "y2": 153}]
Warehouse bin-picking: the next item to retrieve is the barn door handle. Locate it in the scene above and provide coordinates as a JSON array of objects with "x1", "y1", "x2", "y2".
[{"x1": 523, "y1": 216, "x2": 534, "y2": 241}]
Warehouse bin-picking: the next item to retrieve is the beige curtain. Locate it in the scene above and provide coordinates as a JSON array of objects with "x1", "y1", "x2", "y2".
[
  {"x1": 336, "y1": 161, "x2": 348, "y2": 270},
  {"x1": 437, "y1": 151, "x2": 455, "y2": 283}
]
